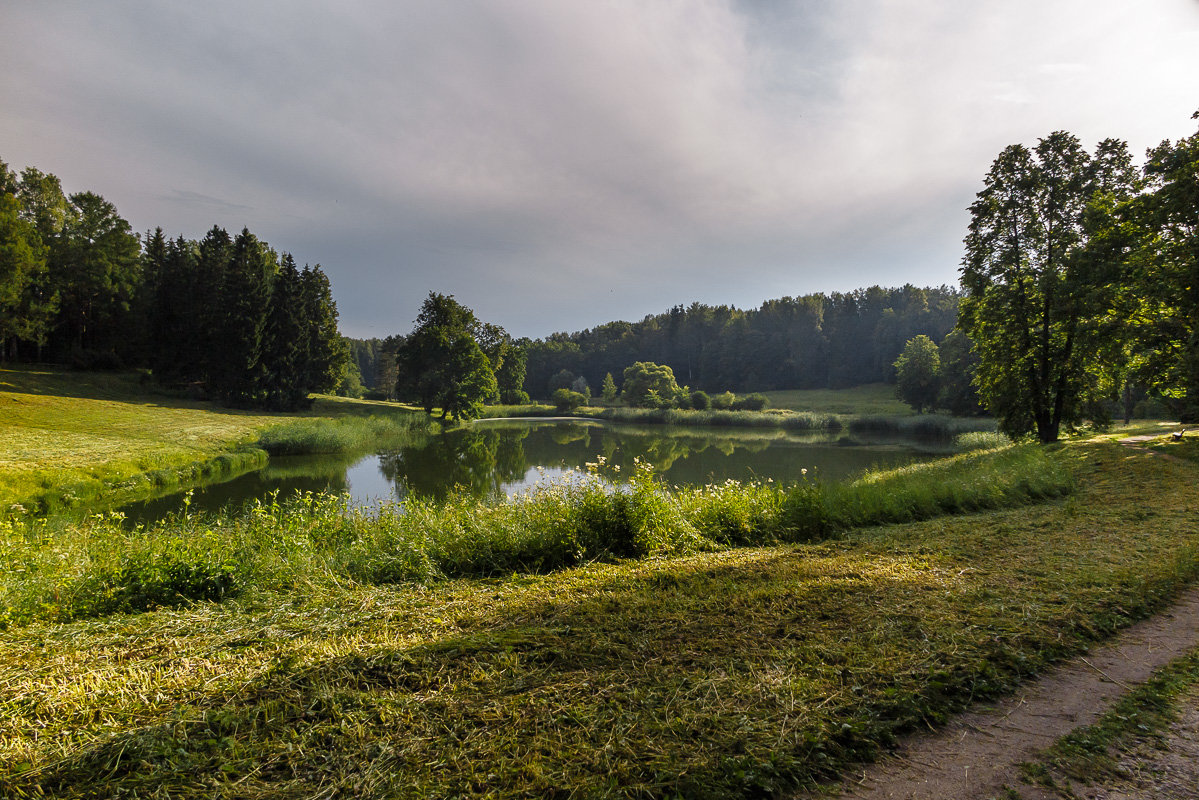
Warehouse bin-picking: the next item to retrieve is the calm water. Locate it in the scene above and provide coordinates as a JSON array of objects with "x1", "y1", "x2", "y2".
[{"x1": 119, "y1": 420, "x2": 947, "y2": 523}]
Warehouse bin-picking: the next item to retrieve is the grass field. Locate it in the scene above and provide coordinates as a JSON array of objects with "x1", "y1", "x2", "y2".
[
  {"x1": 2, "y1": 368, "x2": 1195, "y2": 797},
  {"x1": 762, "y1": 383, "x2": 914, "y2": 415},
  {"x1": 0, "y1": 366, "x2": 420, "y2": 513},
  {"x1": 1, "y1": 429, "x2": 1197, "y2": 796}
]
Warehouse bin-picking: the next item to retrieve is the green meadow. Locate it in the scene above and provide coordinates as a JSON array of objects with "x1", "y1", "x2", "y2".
[{"x1": 1, "y1": 367, "x2": 1196, "y2": 798}]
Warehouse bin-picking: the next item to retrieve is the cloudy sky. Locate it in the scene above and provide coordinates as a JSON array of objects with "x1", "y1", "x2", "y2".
[{"x1": 3, "y1": 1, "x2": 1198, "y2": 339}]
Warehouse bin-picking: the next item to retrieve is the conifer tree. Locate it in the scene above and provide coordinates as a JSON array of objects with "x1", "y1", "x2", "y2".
[
  {"x1": 298, "y1": 264, "x2": 345, "y2": 398},
  {"x1": 261, "y1": 254, "x2": 307, "y2": 409},
  {"x1": 212, "y1": 228, "x2": 273, "y2": 405},
  {"x1": 192, "y1": 226, "x2": 232, "y2": 383}
]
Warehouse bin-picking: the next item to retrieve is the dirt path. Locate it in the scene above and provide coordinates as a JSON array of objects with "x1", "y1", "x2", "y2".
[{"x1": 805, "y1": 588, "x2": 1199, "y2": 799}]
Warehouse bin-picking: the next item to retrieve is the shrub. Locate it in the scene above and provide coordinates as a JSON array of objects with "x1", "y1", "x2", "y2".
[
  {"x1": 552, "y1": 388, "x2": 588, "y2": 413},
  {"x1": 732, "y1": 393, "x2": 769, "y2": 411},
  {"x1": 711, "y1": 391, "x2": 736, "y2": 410},
  {"x1": 690, "y1": 390, "x2": 711, "y2": 410}
]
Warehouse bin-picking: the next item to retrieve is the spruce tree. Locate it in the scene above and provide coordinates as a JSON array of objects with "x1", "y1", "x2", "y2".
[
  {"x1": 212, "y1": 228, "x2": 273, "y2": 405},
  {"x1": 261, "y1": 254, "x2": 306, "y2": 409},
  {"x1": 298, "y1": 264, "x2": 345, "y2": 397}
]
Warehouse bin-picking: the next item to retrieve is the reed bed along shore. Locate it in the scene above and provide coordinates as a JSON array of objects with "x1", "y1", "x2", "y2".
[{"x1": 1, "y1": 439, "x2": 1196, "y2": 799}]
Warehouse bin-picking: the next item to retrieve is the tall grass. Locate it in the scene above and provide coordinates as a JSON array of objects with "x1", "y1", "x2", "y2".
[{"x1": 0, "y1": 443, "x2": 1072, "y2": 627}]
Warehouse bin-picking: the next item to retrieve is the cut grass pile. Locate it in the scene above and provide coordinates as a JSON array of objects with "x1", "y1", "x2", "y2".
[
  {"x1": 0, "y1": 366, "x2": 423, "y2": 513},
  {"x1": 0, "y1": 440, "x2": 1194, "y2": 798}
]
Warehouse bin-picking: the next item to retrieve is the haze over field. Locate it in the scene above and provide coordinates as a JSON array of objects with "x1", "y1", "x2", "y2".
[{"x1": 3, "y1": 0, "x2": 1198, "y2": 338}]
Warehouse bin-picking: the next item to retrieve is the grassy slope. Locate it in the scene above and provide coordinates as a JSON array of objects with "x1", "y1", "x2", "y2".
[
  {"x1": 762, "y1": 383, "x2": 913, "y2": 415},
  {"x1": 0, "y1": 366, "x2": 413, "y2": 512},
  {"x1": 0, "y1": 438, "x2": 1197, "y2": 798}
]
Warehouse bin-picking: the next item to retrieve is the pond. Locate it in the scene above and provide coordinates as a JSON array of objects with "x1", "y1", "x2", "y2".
[{"x1": 119, "y1": 419, "x2": 952, "y2": 524}]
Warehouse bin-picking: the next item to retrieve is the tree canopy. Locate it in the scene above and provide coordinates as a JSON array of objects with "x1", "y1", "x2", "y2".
[
  {"x1": 893, "y1": 335, "x2": 941, "y2": 414},
  {"x1": 393, "y1": 293, "x2": 499, "y2": 421}
]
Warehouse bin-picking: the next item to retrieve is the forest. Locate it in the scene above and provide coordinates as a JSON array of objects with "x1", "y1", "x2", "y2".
[{"x1": 0, "y1": 160, "x2": 346, "y2": 409}]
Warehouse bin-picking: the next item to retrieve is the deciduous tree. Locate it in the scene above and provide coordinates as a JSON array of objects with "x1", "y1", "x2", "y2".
[{"x1": 893, "y1": 335, "x2": 941, "y2": 414}]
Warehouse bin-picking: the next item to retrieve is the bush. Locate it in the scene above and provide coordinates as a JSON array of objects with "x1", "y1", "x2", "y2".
[
  {"x1": 711, "y1": 391, "x2": 736, "y2": 410},
  {"x1": 552, "y1": 388, "x2": 587, "y2": 413},
  {"x1": 732, "y1": 393, "x2": 769, "y2": 411},
  {"x1": 690, "y1": 390, "x2": 711, "y2": 410}
]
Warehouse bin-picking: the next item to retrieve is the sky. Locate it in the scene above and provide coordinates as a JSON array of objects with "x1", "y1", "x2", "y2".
[{"x1": 3, "y1": 1, "x2": 1199, "y2": 340}]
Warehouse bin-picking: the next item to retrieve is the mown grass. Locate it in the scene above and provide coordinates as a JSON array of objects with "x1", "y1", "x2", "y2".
[
  {"x1": 0, "y1": 439, "x2": 1194, "y2": 798},
  {"x1": 1019, "y1": 646, "x2": 1199, "y2": 795},
  {"x1": 0, "y1": 366, "x2": 423, "y2": 513}
]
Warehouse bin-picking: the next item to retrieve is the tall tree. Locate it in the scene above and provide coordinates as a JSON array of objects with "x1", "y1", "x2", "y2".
[
  {"x1": 261, "y1": 254, "x2": 307, "y2": 409},
  {"x1": 1134, "y1": 112, "x2": 1199, "y2": 420},
  {"x1": 394, "y1": 292, "x2": 497, "y2": 421},
  {"x1": 56, "y1": 191, "x2": 141, "y2": 356},
  {"x1": 211, "y1": 228, "x2": 273, "y2": 405},
  {"x1": 960, "y1": 133, "x2": 1134, "y2": 441},
  {"x1": 0, "y1": 186, "x2": 47, "y2": 360},
  {"x1": 298, "y1": 264, "x2": 346, "y2": 398}
]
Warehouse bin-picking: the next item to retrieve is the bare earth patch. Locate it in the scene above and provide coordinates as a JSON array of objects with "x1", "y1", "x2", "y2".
[{"x1": 807, "y1": 588, "x2": 1199, "y2": 800}]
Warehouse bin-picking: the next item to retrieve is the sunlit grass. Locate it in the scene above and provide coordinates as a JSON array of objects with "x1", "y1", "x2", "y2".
[
  {"x1": 0, "y1": 439, "x2": 1195, "y2": 797},
  {"x1": 0, "y1": 366, "x2": 422, "y2": 513}
]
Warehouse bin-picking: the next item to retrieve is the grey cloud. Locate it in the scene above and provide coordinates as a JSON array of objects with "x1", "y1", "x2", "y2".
[{"x1": 3, "y1": 0, "x2": 1198, "y2": 339}]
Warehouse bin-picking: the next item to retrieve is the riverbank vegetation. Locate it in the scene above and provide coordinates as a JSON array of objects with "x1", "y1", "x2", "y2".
[
  {"x1": 0, "y1": 440, "x2": 1068, "y2": 627},
  {"x1": 0, "y1": 438, "x2": 1194, "y2": 797}
]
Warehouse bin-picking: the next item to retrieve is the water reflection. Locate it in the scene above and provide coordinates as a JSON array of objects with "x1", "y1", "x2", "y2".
[{"x1": 120, "y1": 420, "x2": 941, "y2": 524}]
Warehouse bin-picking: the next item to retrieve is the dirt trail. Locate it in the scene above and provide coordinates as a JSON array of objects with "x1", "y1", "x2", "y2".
[
  {"x1": 805, "y1": 433, "x2": 1198, "y2": 799},
  {"x1": 805, "y1": 588, "x2": 1199, "y2": 799}
]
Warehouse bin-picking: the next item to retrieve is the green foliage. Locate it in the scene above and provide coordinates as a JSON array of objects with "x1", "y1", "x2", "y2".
[
  {"x1": 937, "y1": 329, "x2": 985, "y2": 416},
  {"x1": 689, "y1": 389, "x2": 711, "y2": 410},
  {"x1": 496, "y1": 341, "x2": 530, "y2": 404},
  {"x1": 622, "y1": 361, "x2": 682, "y2": 407},
  {"x1": 0, "y1": 188, "x2": 49, "y2": 360},
  {"x1": 394, "y1": 292, "x2": 498, "y2": 421},
  {"x1": 731, "y1": 392, "x2": 769, "y2": 411},
  {"x1": 551, "y1": 388, "x2": 587, "y2": 412},
  {"x1": 961, "y1": 133, "x2": 1137, "y2": 442},
  {"x1": 711, "y1": 390, "x2": 736, "y2": 409},
  {"x1": 601, "y1": 372, "x2": 618, "y2": 404},
  {"x1": 522, "y1": 286, "x2": 962, "y2": 398},
  {"x1": 547, "y1": 368, "x2": 577, "y2": 396},
  {"x1": 893, "y1": 334, "x2": 941, "y2": 414},
  {"x1": 1133, "y1": 112, "x2": 1199, "y2": 421}
]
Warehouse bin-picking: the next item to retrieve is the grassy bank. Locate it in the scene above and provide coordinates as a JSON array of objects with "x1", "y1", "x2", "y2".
[
  {"x1": 0, "y1": 438, "x2": 1195, "y2": 797},
  {"x1": 763, "y1": 383, "x2": 913, "y2": 415},
  {"x1": 0, "y1": 366, "x2": 424, "y2": 513},
  {"x1": 0, "y1": 441, "x2": 1069, "y2": 627}
]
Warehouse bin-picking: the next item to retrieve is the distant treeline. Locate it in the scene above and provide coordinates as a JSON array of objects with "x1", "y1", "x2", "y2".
[
  {"x1": 523, "y1": 285, "x2": 960, "y2": 397},
  {"x1": 346, "y1": 285, "x2": 961, "y2": 401},
  {"x1": 1, "y1": 158, "x2": 346, "y2": 409}
]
